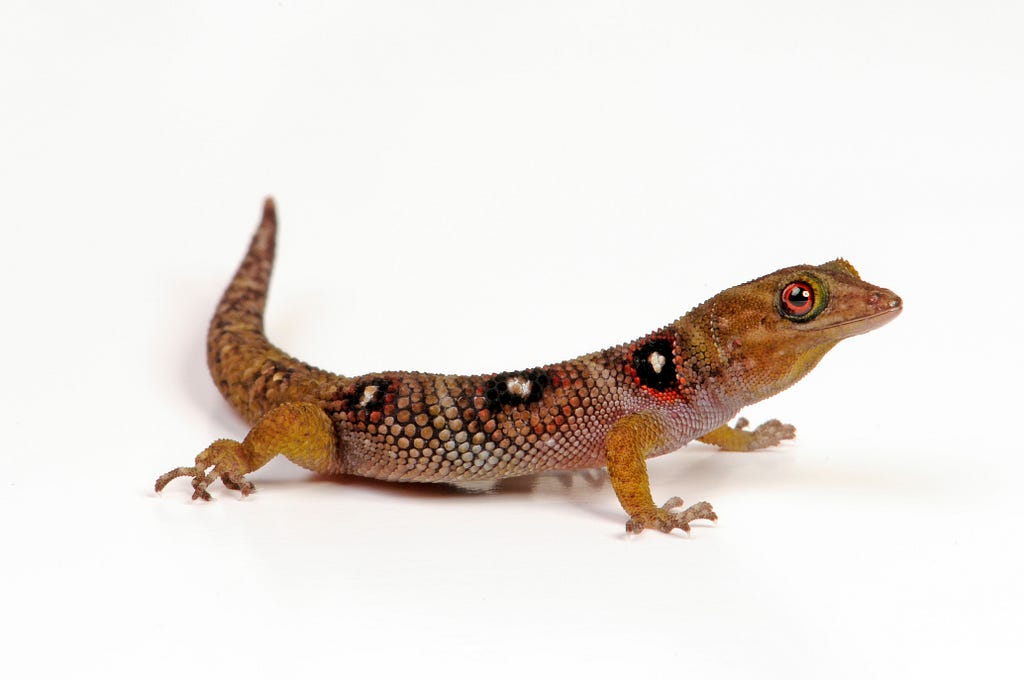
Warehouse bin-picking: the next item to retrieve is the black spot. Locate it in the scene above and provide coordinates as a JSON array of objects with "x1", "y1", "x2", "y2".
[
  {"x1": 631, "y1": 338, "x2": 677, "y2": 390},
  {"x1": 484, "y1": 369, "x2": 549, "y2": 410},
  {"x1": 347, "y1": 377, "x2": 391, "y2": 412}
]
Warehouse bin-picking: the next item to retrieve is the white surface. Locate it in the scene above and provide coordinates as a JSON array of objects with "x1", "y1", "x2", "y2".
[{"x1": 2, "y1": 2, "x2": 1022, "y2": 678}]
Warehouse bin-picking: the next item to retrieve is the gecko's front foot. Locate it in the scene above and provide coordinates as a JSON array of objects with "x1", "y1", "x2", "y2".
[
  {"x1": 154, "y1": 439, "x2": 255, "y2": 500},
  {"x1": 737, "y1": 417, "x2": 796, "y2": 448},
  {"x1": 698, "y1": 417, "x2": 796, "y2": 452},
  {"x1": 625, "y1": 497, "x2": 718, "y2": 535}
]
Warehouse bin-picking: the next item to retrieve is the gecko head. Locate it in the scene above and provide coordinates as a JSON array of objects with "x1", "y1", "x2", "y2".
[
  {"x1": 765, "y1": 258, "x2": 902, "y2": 341},
  {"x1": 690, "y1": 258, "x2": 902, "y2": 399}
]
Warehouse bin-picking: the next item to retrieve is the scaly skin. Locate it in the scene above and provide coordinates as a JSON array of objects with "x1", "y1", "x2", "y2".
[{"x1": 156, "y1": 199, "x2": 902, "y2": 534}]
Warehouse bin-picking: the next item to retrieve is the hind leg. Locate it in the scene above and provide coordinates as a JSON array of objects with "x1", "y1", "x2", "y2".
[{"x1": 155, "y1": 402, "x2": 336, "y2": 500}]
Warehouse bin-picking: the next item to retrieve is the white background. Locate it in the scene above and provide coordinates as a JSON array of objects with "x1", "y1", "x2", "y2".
[{"x1": 3, "y1": 2, "x2": 1022, "y2": 678}]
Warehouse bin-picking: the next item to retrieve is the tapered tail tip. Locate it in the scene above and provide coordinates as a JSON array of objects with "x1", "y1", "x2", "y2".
[{"x1": 262, "y1": 196, "x2": 277, "y2": 225}]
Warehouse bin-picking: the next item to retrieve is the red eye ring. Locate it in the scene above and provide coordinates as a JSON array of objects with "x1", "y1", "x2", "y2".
[{"x1": 781, "y1": 281, "x2": 814, "y2": 316}]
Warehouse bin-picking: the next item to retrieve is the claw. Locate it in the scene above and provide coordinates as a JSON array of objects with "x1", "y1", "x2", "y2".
[
  {"x1": 190, "y1": 475, "x2": 213, "y2": 501},
  {"x1": 661, "y1": 496, "x2": 684, "y2": 512},
  {"x1": 625, "y1": 499, "x2": 717, "y2": 535},
  {"x1": 222, "y1": 472, "x2": 254, "y2": 496},
  {"x1": 750, "y1": 419, "x2": 796, "y2": 448},
  {"x1": 155, "y1": 439, "x2": 255, "y2": 500}
]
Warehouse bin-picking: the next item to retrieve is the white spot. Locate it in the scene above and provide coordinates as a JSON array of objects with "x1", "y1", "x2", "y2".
[
  {"x1": 357, "y1": 385, "x2": 379, "y2": 408},
  {"x1": 648, "y1": 352, "x2": 667, "y2": 374},
  {"x1": 506, "y1": 376, "x2": 532, "y2": 398}
]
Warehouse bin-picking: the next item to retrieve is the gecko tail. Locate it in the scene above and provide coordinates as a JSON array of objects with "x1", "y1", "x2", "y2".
[
  {"x1": 211, "y1": 197, "x2": 278, "y2": 335},
  {"x1": 202, "y1": 198, "x2": 343, "y2": 424},
  {"x1": 204, "y1": 198, "x2": 280, "y2": 415}
]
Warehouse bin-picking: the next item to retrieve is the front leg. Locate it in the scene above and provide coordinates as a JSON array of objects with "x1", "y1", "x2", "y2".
[
  {"x1": 697, "y1": 417, "x2": 795, "y2": 452},
  {"x1": 605, "y1": 412, "x2": 717, "y2": 535}
]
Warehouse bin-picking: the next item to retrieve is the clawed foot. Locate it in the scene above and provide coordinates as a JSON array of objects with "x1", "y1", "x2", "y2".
[
  {"x1": 625, "y1": 497, "x2": 718, "y2": 535},
  {"x1": 734, "y1": 417, "x2": 796, "y2": 448},
  {"x1": 154, "y1": 465, "x2": 254, "y2": 500},
  {"x1": 154, "y1": 439, "x2": 254, "y2": 500}
]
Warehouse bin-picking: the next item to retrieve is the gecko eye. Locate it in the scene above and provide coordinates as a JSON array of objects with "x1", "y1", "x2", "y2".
[{"x1": 781, "y1": 282, "x2": 814, "y2": 317}]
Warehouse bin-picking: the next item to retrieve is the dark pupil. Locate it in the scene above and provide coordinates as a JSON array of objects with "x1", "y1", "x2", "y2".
[
  {"x1": 788, "y1": 286, "x2": 810, "y2": 306},
  {"x1": 783, "y1": 283, "x2": 814, "y2": 315}
]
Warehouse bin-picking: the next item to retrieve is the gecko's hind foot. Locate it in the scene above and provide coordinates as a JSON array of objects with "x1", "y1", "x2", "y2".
[
  {"x1": 154, "y1": 439, "x2": 255, "y2": 500},
  {"x1": 625, "y1": 498, "x2": 718, "y2": 535},
  {"x1": 219, "y1": 471, "x2": 254, "y2": 494}
]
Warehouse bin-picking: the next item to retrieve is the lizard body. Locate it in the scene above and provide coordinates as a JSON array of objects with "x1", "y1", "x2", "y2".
[{"x1": 156, "y1": 199, "x2": 902, "y2": 533}]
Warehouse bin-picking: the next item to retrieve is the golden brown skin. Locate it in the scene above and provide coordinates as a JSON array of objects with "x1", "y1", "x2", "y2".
[{"x1": 156, "y1": 199, "x2": 902, "y2": 534}]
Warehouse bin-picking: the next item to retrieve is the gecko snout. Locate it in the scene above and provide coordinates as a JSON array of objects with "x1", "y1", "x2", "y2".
[{"x1": 867, "y1": 289, "x2": 902, "y2": 315}]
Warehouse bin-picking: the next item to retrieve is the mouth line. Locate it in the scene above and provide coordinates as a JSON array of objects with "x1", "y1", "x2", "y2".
[{"x1": 797, "y1": 306, "x2": 901, "y2": 331}]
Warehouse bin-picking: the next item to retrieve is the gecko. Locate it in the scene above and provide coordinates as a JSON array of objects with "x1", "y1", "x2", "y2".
[{"x1": 156, "y1": 199, "x2": 902, "y2": 534}]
